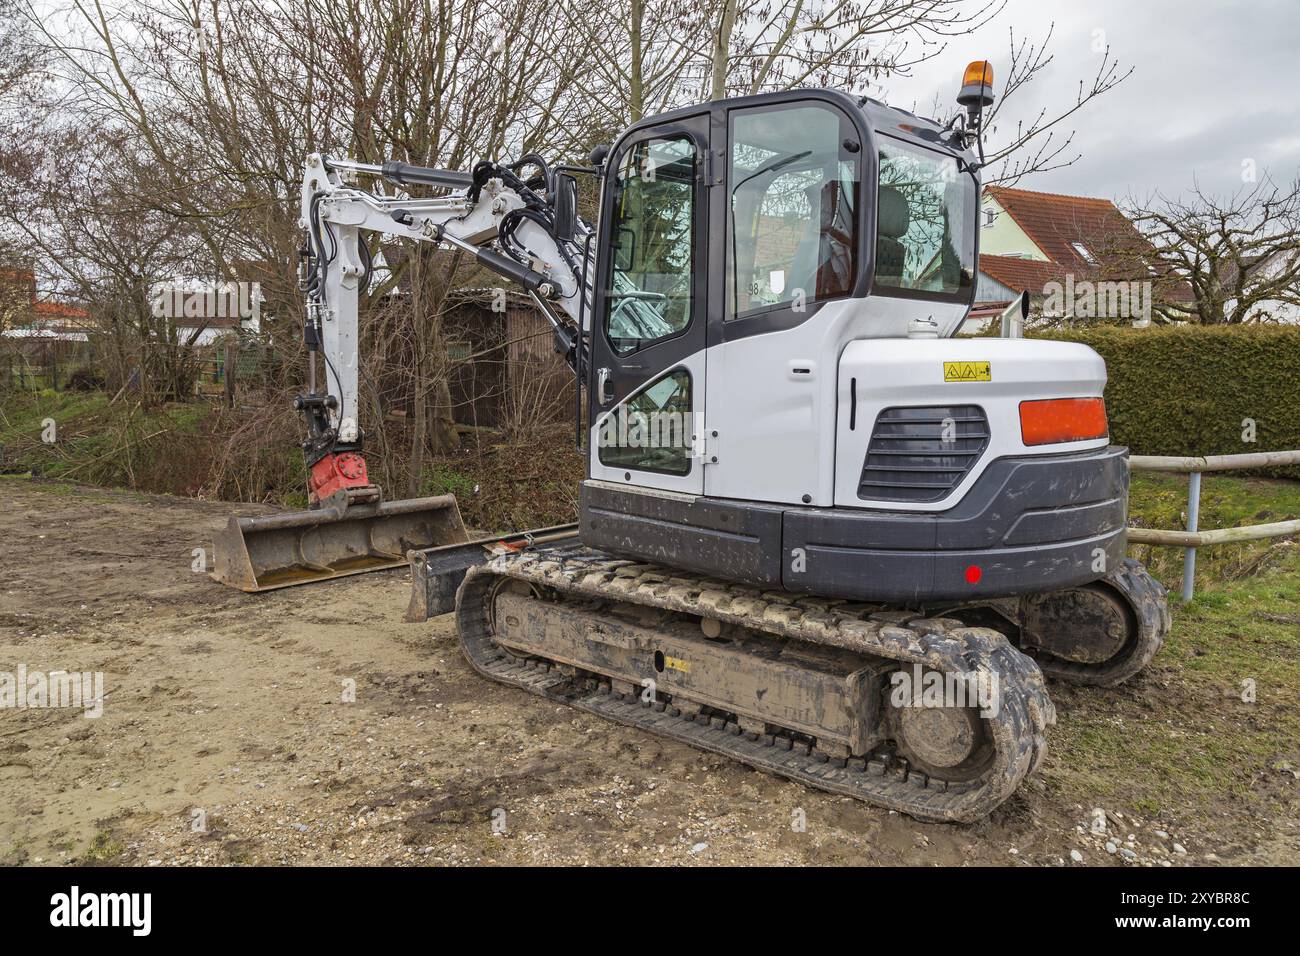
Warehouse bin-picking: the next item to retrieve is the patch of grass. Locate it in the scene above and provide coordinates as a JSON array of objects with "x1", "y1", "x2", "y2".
[
  {"x1": 82, "y1": 829, "x2": 125, "y2": 863},
  {"x1": 419, "y1": 463, "x2": 478, "y2": 500},
  {"x1": 282, "y1": 489, "x2": 309, "y2": 510},
  {"x1": 0, "y1": 389, "x2": 215, "y2": 494},
  {"x1": 423, "y1": 423, "x2": 584, "y2": 532},
  {"x1": 1128, "y1": 472, "x2": 1300, "y2": 589},
  {"x1": 1, "y1": 839, "x2": 30, "y2": 866},
  {"x1": 1050, "y1": 476, "x2": 1300, "y2": 827},
  {"x1": 222, "y1": 840, "x2": 255, "y2": 865}
]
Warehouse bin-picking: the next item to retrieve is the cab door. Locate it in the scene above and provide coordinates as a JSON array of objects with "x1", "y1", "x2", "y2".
[{"x1": 587, "y1": 113, "x2": 709, "y2": 495}]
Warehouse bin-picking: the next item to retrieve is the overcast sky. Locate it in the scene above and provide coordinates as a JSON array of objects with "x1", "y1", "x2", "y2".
[{"x1": 890, "y1": 0, "x2": 1300, "y2": 204}]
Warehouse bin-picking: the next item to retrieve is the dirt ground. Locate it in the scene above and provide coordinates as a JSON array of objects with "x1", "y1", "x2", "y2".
[{"x1": 1, "y1": 478, "x2": 1295, "y2": 866}]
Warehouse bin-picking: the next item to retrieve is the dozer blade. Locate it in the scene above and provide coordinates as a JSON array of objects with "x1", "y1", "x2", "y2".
[{"x1": 211, "y1": 494, "x2": 468, "y2": 592}]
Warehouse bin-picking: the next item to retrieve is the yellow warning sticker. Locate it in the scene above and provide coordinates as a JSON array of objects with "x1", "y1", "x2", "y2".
[
  {"x1": 943, "y1": 361, "x2": 992, "y2": 382},
  {"x1": 664, "y1": 655, "x2": 691, "y2": 674}
]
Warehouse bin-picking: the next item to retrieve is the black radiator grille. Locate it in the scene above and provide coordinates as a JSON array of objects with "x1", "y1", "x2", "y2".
[{"x1": 858, "y1": 405, "x2": 990, "y2": 503}]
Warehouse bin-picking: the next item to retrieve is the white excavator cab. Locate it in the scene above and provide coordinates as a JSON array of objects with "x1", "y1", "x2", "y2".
[{"x1": 578, "y1": 90, "x2": 1129, "y2": 612}]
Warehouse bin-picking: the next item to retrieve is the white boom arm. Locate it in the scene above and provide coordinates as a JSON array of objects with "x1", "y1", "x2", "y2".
[{"x1": 299, "y1": 152, "x2": 591, "y2": 445}]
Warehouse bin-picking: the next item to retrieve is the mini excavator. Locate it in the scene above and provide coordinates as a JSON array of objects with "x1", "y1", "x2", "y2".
[{"x1": 214, "y1": 62, "x2": 1170, "y2": 822}]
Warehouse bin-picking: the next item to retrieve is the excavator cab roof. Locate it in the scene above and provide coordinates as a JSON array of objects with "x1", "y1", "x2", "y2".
[{"x1": 621, "y1": 87, "x2": 974, "y2": 166}]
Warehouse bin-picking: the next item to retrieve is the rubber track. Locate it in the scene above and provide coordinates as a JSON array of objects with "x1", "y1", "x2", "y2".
[
  {"x1": 455, "y1": 546, "x2": 1056, "y2": 823},
  {"x1": 1025, "y1": 558, "x2": 1171, "y2": 687}
]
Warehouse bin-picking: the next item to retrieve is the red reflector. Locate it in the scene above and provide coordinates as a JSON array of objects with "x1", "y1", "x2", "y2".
[{"x1": 1019, "y1": 398, "x2": 1108, "y2": 446}]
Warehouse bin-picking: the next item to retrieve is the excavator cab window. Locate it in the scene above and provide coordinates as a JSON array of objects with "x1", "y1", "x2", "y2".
[
  {"x1": 604, "y1": 136, "x2": 697, "y2": 355},
  {"x1": 726, "y1": 102, "x2": 860, "y2": 318},
  {"x1": 873, "y1": 138, "x2": 976, "y2": 297},
  {"x1": 596, "y1": 369, "x2": 693, "y2": 476}
]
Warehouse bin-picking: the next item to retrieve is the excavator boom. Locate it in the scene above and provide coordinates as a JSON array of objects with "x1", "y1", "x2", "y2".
[{"x1": 211, "y1": 150, "x2": 588, "y2": 591}]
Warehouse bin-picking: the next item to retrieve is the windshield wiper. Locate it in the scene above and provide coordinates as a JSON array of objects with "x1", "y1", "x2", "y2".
[{"x1": 736, "y1": 150, "x2": 813, "y2": 190}]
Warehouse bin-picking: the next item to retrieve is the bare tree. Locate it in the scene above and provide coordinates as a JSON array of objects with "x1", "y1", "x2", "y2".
[
  {"x1": 0, "y1": 0, "x2": 36, "y2": 94},
  {"x1": 554, "y1": 0, "x2": 1005, "y2": 125},
  {"x1": 976, "y1": 25, "x2": 1132, "y2": 185},
  {"x1": 1128, "y1": 177, "x2": 1300, "y2": 324},
  {"x1": 709, "y1": 0, "x2": 1005, "y2": 99},
  {"x1": 0, "y1": 0, "x2": 42, "y2": 340},
  {"x1": 0, "y1": 124, "x2": 212, "y2": 400},
  {"x1": 554, "y1": 3, "x2": 1129, "y2": 186},
  {"x1": 18, "y1": 0, "x2": 608, "y2": 490},
  {"x1": 539, "y1": 0, "x2": 712, "y2": 126}
]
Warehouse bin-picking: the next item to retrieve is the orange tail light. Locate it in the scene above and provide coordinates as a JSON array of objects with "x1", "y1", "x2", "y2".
[{"x1": 1019, "y1": 398, "x2": 1108, "y2": 446}]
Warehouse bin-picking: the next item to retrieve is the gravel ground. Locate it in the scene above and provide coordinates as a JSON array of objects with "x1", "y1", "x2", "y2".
[{"x1": 0, "y1": 478, "x2": 1291, "y2": 866}]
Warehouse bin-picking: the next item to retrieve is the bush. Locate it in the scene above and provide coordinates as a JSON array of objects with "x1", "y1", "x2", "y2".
[
  {"x1": 1035, "y1": 326, "x2": 1300, "y2": 474},
  {"x1": 66, "y1": 365, "x2": 106, "y2": 391}
]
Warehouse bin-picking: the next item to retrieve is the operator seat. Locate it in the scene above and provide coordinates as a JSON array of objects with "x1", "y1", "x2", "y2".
[
  {"x1": 876, "y1": 185, "x2": 910, "y2": 284},
  {"x1": 788, "y1": 179, "x2": 856, "y2": 302}
]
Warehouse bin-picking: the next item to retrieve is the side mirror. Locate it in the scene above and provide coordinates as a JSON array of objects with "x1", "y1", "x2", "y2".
[
  {"x1": 1000, "y1": 289, "x2": 1029, "y2": 338},
  {"x1": 553, "y1": 173, "x2": 578, "y2": 242}
]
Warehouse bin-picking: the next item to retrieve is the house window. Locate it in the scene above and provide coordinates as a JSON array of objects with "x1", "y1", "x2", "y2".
[{"x1": 1070, "y1": 241, "x2": 1097, "y2": 265}]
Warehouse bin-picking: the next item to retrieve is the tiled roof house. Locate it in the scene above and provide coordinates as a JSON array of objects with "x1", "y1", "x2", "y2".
[{"x1": 968, "y1": 185, "x2": 1192, "y2": 328}]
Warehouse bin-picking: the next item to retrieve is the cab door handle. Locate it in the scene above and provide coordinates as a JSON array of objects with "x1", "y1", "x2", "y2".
[{"x1": 597, "y1": 367, "x2": 613, "y2": 405}]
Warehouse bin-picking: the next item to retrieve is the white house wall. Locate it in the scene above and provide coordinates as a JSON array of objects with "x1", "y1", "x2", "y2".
[{"x1": 978, "y1": 196, "x2": 1049, "y2": 261}]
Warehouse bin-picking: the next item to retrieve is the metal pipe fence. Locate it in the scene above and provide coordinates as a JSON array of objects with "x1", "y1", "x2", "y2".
[{"x1": 1127, "y1": 450, "x2": 1300, "y2": 601}]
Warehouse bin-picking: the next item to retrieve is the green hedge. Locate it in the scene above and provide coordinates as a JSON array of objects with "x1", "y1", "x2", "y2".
[{"x1": 1032, "y1": 326, "x2": 1300, "y2": 474}]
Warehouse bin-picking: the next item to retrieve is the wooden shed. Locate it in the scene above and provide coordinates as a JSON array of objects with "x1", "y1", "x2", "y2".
[{"x1": 442, "y1": 288, "x2": 574, "y2": 430}]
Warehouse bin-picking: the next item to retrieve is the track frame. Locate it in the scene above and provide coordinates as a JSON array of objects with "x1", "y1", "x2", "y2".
[{"x1": 456, "y1": 544, "x2": 1056, "y2": 823}]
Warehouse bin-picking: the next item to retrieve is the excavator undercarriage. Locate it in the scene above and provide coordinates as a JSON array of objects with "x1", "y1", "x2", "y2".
[
  {"x1": 431, "y1": 539, "x2": 1166, "y2": 822},
  {"x1": 455, "y1": 546, "x2": 1056, "y2": 823}
]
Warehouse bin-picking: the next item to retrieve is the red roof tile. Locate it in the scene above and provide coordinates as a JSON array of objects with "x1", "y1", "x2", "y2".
[
  {"x1": 978, "y1": 254, "x2": 1069, "y2": 294},
  {"x1": 984, "y1": 186, "x2": 1194, "y2": 301},
  {"x1": 35, "y1": 300, "x2": 89, "y2": 320},
  {"x1": 985, "y1": 185, "x2": 1147, "y2": 270}
]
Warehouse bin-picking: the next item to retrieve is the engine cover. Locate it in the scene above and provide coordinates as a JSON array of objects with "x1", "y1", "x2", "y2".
[{"x1": 835, "y1": 336, "x2": 1110, "y2": 510}]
